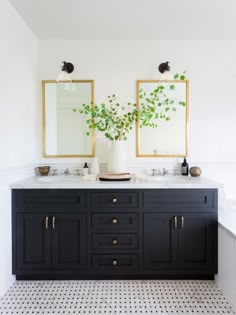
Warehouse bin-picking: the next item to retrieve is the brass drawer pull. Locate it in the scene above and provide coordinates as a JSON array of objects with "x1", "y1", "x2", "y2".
[
  {"x1": 112, "y1": 198, "x2": 118, "y2": 203},
  {"x1": 45, "y1": 216, "x2": 49, "y2": 230},
  {"x1": 112, "y1": 239, "x2": 118, "y2": 245},
  {"x1": 52, "y1": 216, "x2": 56, "y2": 230},
  {"x1": 112, "y1": 218, "x2": 117, "y2": 224},
  {"x1": 112, "y1": 259, "x2": 118, "y2": 266}
]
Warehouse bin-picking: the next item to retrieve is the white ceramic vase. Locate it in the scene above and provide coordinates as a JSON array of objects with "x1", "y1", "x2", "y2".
[{"x1": 107, "y1": 141, "x2": 127, "y2": 173}]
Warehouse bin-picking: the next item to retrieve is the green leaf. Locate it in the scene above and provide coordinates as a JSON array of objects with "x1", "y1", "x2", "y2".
[{"x1": 180, "y1": 75, "x2": 185, "y2": 80}]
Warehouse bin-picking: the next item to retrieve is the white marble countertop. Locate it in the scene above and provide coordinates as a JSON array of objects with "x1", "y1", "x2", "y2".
[{"x1": 10, "y1": 175, "x2": 222, "y2": 189}]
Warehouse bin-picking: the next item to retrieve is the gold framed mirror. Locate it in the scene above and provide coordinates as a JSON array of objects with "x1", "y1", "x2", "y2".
[
  {"x1": 136, "y1": 80, "x2": 189, "y2": 157},
  {"x1": 42, "y1": 80, "x2": 95, "y2": 157}
]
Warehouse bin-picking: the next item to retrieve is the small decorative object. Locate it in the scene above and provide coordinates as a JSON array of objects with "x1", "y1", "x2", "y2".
[
  {"x1": 38, "y1": 166, "x2": 50, "y2": 176},
  {"x1": 99, "y1": 173, "x2": 131, "y2": 181},
  {"x1": 82, "y1": 162, "x2": 89, "y2": 176},
  {"x1": 190, "y1": 166, "x2": 202, "y2": 177},
  {"x1": 90, "y1": 157, "x2": 100, "y2": 175}
]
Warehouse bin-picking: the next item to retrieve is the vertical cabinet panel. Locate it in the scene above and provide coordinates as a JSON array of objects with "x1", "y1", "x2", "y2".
[
  {"x1": 178, "y1": 213, "x2": 215, "y2": 270},
  {"x1": 143, "y1": 213, "x2": 178, "y2": 269},
  {"x1": 16, "y1": 213, "x2": 51, "y2": 270},
  {"x1": 52, "y1": 214, "x2": 87, "y2": 270}
]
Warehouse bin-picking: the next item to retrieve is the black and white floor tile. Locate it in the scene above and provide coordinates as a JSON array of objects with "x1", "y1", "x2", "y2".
[{"x1": 0, "y1": 280, "x2": 235, "y2": 314}]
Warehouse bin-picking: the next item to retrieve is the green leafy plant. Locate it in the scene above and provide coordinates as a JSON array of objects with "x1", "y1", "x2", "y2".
[
  {"x1": 73, "y1": 72, "x2": 187, "y2": 141},
  {"x1": 73, "y1": 95, "x2": 138, "y2": 141},
  {"x1": 139, "y1": 73, "x2": 187, "y2": 128}
]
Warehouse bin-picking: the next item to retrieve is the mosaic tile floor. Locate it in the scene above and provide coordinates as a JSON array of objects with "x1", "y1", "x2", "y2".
[{"x1": 0, "y1": 280, "x2": 235, "y2": 315}]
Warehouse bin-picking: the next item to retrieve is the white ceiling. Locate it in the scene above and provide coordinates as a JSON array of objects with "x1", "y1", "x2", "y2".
[{"x1": 9, "y1": 0, "x2": 236, "y2": 40}]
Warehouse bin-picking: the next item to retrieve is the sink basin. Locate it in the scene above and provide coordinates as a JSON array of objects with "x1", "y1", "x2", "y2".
[
  {"x1": 37, "y1": 176, "x2": 81, "y2": 183},
  {"x1": 149, "y1": 176, "x2": 191, "y2": 184}
]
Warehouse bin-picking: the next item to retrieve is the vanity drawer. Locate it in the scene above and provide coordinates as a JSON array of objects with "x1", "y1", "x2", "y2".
[
  {"x1": 91, "y1": 234, "x2": 138, "y2": 250},
  {"x1": 91, "y1": 213, "x2": 139, "y2": 232},
  {"x1": 92, "y1": 254, "x2": 138, "y2": 273},
  {"x1": 14, "y1": 189, "x2": 86, "y2": 211},
  {"x1": 91, "y1": 192, "x2": 138, "y2": 210},
  {"x1": 143, "y1": 189, "x2": 216, "y2": 211}
]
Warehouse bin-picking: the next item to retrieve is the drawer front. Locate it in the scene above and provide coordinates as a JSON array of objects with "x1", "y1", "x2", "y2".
[
  {"x1": 144, "y1": 189, "x2": 216, "y2": 211},
  {"x1": 14, "y1": 190, "x2": 86, "y2": 211},
  {"x1": 92, "y1": 234, "x2": 138, "y2": 250},
  {"x1": 92, "y1": 255, "x2": 138, "y2": 273},
  {"x1": 92, "y1": 213, "x2": 139, "y2": 232},
  {"x1": 91, "y1": 192, "x2": 138, "y2": 210}
]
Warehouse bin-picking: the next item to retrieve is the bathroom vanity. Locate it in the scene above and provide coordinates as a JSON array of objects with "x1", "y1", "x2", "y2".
[{"x1": 11, "y1": 177, "x2": 218, "y2": 280}]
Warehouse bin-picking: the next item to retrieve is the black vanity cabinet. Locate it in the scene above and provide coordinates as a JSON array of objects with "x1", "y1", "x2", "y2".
[
  {"x1": 16, "y1": 213, "x2": 52, "y2": 271},
  {"x1": 12, "y1": 190, "x2": 87, "y2": 276},
  {"x1": 143, "y1": 213, "x2": 178, "y2": 270},
  {"x1": 12, "y1": 188, "x2": 218, "y2": 279},
  {"x1": 143, "y1": 190, "x2": 218, "y2": 274},
  {"x1": 143, "y1": 213, "x2": 216, "y2": 272},
  {"x1": 15, "y1": 212, "x2": 87, "y2": 274}
]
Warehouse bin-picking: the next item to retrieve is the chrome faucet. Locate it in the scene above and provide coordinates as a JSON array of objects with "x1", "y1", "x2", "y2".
[
  {"x1": 64, "y1": 168, "x2": 70, "y2": 176},
  {"x1": 151, "y1": 169, "x2": 158, "y2": 176}
]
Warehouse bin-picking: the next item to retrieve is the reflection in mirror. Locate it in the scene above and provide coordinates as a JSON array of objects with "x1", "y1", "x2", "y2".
[
  {"x1": 137, "y1": 80, "x2": 189, "y2": 157},
  {"x1": 42, "y1": 80, "x2": 94, "y2": 157}
]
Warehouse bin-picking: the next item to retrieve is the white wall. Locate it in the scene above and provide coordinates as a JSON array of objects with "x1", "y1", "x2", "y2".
[
  {"x1": 39, "y1": 40, "x2": 236, "y2": 196},
  {"x1": 0, "y1": 0, "x2": 39, "y2": 296}
]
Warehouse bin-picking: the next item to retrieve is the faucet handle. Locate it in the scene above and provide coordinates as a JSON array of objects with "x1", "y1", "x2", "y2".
[
  {"x1": 51, "y1": 169, "x2": 58, "y2": 176},
  {"x1": 161, "y1": 168, "x2": 168, "y2": 176},
  {"x1": 174, "y1": 168, "x2": 179, "y2": 176},
  {"x1": 75, "y1": 169, "x2": 81, "y2": 176}
]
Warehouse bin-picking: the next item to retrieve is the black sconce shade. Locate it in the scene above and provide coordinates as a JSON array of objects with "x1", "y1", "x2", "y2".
[
  {"x1": 61, "y1": 61, "x2": 74, "y2": 74},
  {"x1": 158, "y1": 62, "x2": 171, "y2": 74}
]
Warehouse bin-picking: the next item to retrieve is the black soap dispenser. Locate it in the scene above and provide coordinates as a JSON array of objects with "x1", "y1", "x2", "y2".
[
  {"x1": 83, "y1": 162, "x2": 89, "y2": 176},
  {"x1": 181, "y1": 157, "x2": 189, "y2": 176}
]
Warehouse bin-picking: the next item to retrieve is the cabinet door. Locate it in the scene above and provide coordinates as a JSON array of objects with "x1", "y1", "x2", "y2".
[
  {"x1": 143, "y1": 213, "x2": 178, "y2": 269},
  {"x1": 178, "y1": 213, "x2": 216, "y2": 270},
  {"x1": 16, "y1": 213, "x2": 51, "y2": 271},
  {"x1": 52, "y1": 213, "x2": 87, "y2": 270}
]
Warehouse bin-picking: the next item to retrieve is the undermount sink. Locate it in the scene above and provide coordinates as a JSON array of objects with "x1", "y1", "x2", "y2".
[
  {"x1": 149, "y1": 176, "x2": 191, "y2": 184},
  {"x1": 37, "y1": 176, "x2": 81, "y2": 183}
]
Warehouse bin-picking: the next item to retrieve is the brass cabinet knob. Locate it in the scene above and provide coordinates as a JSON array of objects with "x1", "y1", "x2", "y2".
[
  {"x1": 112, "y1": 239, "x2": 118, "y2": 245},
  {"x1": 112, "y1": 198, "x2": 118, "y2": 203},
  {"x1": 112, "y1": 218, "x2": 117, "y2": 224},
  {"x1": 112, "y1": 259, "x2": 118, "y2": 266}
]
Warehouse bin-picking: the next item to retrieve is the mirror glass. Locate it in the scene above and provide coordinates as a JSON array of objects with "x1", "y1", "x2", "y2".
[
  {"x1": 42, "y1": 80, "x2": 94, "y2": 157},
  {"x1": 137, "y1": 80, "x2": 189, "y2": 157}
]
